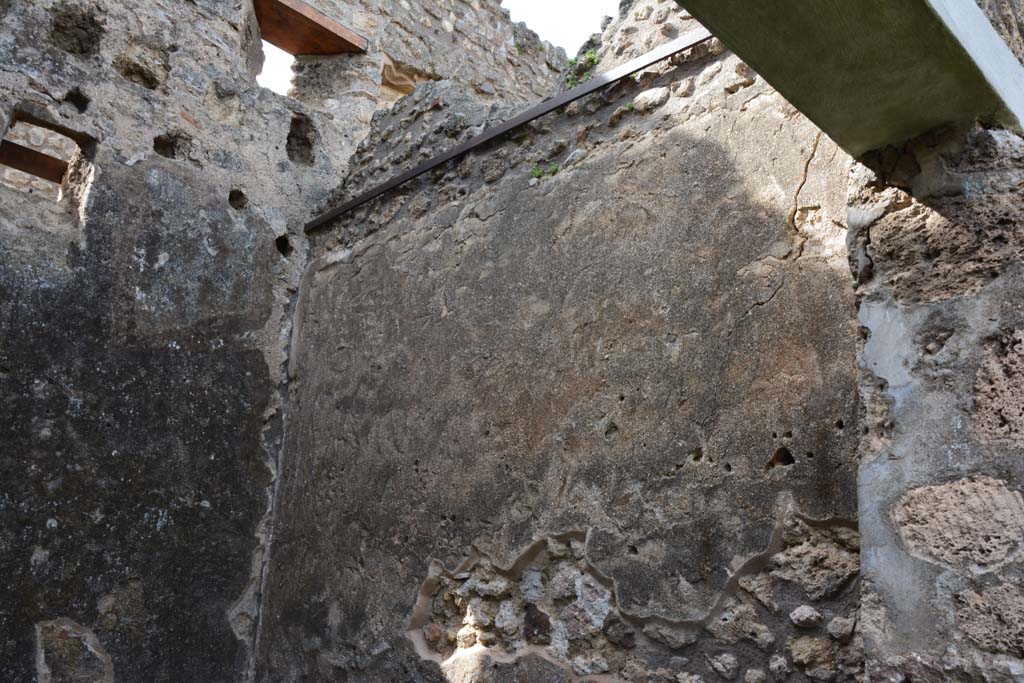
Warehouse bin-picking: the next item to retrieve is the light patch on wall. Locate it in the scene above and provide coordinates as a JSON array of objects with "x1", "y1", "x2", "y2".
[
  {"x1": 502, "y1": 0, "x2": 620, "y2": 54},
  {"x1": 257, "y1": 40, "x2": 295, "y2": 96}
]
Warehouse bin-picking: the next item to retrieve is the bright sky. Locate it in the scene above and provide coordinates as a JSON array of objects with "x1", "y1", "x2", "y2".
[
  {"x1": 502, "y1": 0, "x2": 619, "y2": 53},
  {"x1": 256, "y1": 41, "x2": 295, "y2": 96},
  {"x1": 256, "y1": 0, "x2": 619, "y2": 96}
]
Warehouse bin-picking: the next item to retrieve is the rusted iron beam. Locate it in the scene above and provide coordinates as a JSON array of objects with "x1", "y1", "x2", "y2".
[
  {"x1": 305, "y1": 27, "x2": 713, "y2": 233},
  {"x1": 254, "y1": 0, "x2": 368, "y2": 55},
  {"x1": 0, "y1": 139, "x2": 69, "y2": 184}
]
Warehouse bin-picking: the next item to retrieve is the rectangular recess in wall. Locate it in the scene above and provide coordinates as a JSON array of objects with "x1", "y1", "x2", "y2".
[
  {"x1": 0, "y1": 139, "x2": 68, "y2": 184},
  {"x1": 254, "y1": 0, "x2": 368, "y2": 55}
]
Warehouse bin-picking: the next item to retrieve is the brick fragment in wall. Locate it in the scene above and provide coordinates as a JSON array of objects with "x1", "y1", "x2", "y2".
[
  {"x1": 974, "y1": 330, "x2": 1024, "y2": 441},
  {"x1": 892, "y1": 476, "x2": 1024, "y2": 574}
]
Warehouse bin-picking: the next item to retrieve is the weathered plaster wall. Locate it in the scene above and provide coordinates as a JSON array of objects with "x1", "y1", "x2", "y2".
[
  {"x1": 0, "y1": 1, "x2": 341, "y2": 679},
  {"x1": 843, "y1": 6, "x2": 1024, "y2": 680},
  {"x1": 0, "y1": 0, "x2": 559, "y2": 680},
  {"x1": 851, "y1": 125, "x2": 1024, "y2": 682},
  {"x1": 261, "y1": 4, "x2": 864, "y2": 681}
]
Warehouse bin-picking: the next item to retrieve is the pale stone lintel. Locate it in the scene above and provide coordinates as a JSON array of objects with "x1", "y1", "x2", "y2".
[{"x1": 675, "y1": 0, "x2": 1024, "y2": 155}]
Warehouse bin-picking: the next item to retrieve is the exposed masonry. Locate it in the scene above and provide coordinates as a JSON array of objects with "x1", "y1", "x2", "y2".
[
  {"x1": 0, "y1": 122, "x2": 77, "y2": 199},
  {"x1": 975, "y1": 330, "x2": 1024, "y2": 441},
  {"x1": 893, "y1": 476, "x2": 1024, "y2": 574},
  {"x1": 847, "y1": 24, "x2": 1024, "y2": 670},
  {"x1": 411, "y1": 504, "x2": 862, "y2": 682}
]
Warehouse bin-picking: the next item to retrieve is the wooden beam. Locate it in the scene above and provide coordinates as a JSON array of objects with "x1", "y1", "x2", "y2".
[
  {"x1": 254, "y1": 0, "x2": 368, "y2": 55},
  {"x1": 0, "y1": 139, "x2": 69, "y2": 184}
]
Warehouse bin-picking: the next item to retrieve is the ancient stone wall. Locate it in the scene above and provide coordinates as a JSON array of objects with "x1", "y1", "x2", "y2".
[
  {"x1": 261, "y1": 3, "x2": 865, "y2": 680},
  {"x1": 6, "y1": 0, "x2": 1024, "y2": 680},
  {"x1": 300, "y1": 0, "x2": 566, "y2": 104},
  {"x1": 850, "y1": 122, "x2": 1024, "y2": 683},
  {"x1": 0, "y1": 0, "x2": 560, "y2": 681},
  {"x1": 841, "y1": 6, "x2": 1024, "y2": 678}
]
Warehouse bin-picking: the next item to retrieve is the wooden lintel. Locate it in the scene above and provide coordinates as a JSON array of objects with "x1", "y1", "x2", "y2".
[
  {"x1": 254, "y1": 0, "x2": 368, "y2": 56},
  {"x1": 0, "y1": 139, "x2": 69, "y2": 184}
]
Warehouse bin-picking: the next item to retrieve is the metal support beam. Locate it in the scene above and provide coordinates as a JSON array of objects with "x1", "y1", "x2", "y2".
[{"x1": 305, "y1": 27, "x2": 713, "y2": 233}]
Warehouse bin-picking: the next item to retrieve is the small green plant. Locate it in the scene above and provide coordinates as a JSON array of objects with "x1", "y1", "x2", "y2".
[
  {"x1": 581, "y1": 70, "x2": 593, "y2": 83},
  {"x1": 566, "y1": 74, "x2": 579, "y2": 88},
  {"x1": 567, "y1": 57, "x2": 578, "y2": 68},
  {"x1": 626, "y1": 101, "x2": 634, "y2": 111},
  {"x1": 529, "y1": 163, "x2": 561, "y2": 180},
  {"x1": 583, "y1": 49, "x2": 599, "y2": 68}
]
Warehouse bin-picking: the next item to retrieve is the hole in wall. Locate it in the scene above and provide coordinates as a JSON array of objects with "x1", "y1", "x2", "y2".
[
  {"x1": 153, "y1": 131, "x2": 192, "y2": 160},
  {"x1": 766, "y1": 446, "x2": 795, "y2": 470},
  {"x1": 604, "y1": 421, "x2": 619, "y2": 440},
  {"x1": 49, "y1": 2, "x2": 104, "y2": 56},
  {"x1": 286, "y1": 113, "x2": 318, "y2": 166},
  {"x1": 63, "y1": 88, "x2": 90, "y2": 113},
  {"x1": 690, "y1": 447, "x2": 703, "y2": 463},
  {"x1": 0, "y1": 121, "x2": 78, "y2": 201},
  {"x1": 114, "y1": 51, "x2": 168, "y2": 90},
  {"x1": 228, "y1": 188, "x2": 248, "y2": 210},
  {"x1": 275, "y1": 234, "x2": 293, "y2": 258}
]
